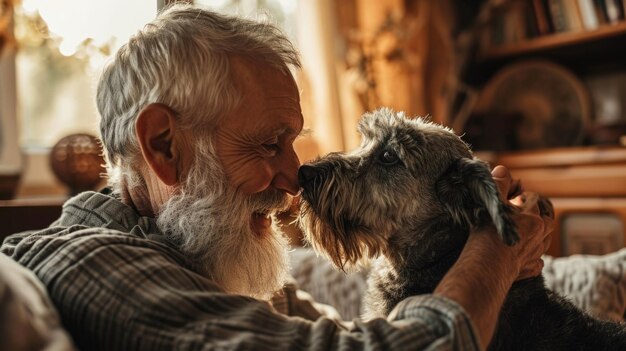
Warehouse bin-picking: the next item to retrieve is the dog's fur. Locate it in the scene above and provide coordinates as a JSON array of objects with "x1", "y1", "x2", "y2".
[{"x1": 298, "y1": 108, "x2": 626, "y2": 350}]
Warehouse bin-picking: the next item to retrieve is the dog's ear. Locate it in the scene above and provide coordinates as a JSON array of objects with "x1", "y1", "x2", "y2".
[{"x1": 436, "y1": 158, "x2": 519, "y2": 246}]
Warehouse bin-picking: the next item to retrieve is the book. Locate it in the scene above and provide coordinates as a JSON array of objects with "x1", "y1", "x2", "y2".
[
  {"x1": 608, "y1": 0, "x2": 625, "y2": 20},
  {"x1": 577, "y1": 0, "x2": 600, "y2": 29},
  {"x1": 525, "y1": 3, "x2": 541, "y2": 37},
  {"x1": 593, "y1": 0, "x2": 609, "y2": 25},
  {"x1": 616, "y1": 0, "x2": 626, "y2": 21},
  {"x1": 605, "y1": 0, "x2": 622, "y2": 22},
  {"x1": 548, "y1": 0, "x2": 569, "y2": 32},
  {"x1": 504, "y1": 0, "x2": 530, "y2": 43},
  {"x1": 563, "y1": 0, "x2": 584, "y2": 31},
  {"x1": 533, "y1": 0, "x2": 553, "y2": 33}
]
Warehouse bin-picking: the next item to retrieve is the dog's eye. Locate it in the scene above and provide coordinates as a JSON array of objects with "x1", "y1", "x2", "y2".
[{"x1": 379, "y1": 150, "x2": 400, "y2": 166}]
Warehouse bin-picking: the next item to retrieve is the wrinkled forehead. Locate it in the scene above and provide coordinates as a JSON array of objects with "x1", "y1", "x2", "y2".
[{"x1": 230, "y1": 55, "x2": 298, "y2": 101}]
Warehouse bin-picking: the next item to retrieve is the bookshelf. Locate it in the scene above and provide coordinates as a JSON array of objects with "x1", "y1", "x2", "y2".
[
  {"x1": 474, "y1": 0, "x2": 626, "y2": 74},
  {"x1": 465, "y1": 0, "x2": 626, "y2": 256},
  {"x1": 469, "y1": 0, "x2": 626, "y2": 147},
  {"x1": 480, "y1": 20, "x2": 626, "y2": 60}
]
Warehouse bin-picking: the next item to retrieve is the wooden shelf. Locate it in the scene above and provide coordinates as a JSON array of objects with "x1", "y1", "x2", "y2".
[
  {"x1": 495, "y1": 146, "x2": 626, "y2": 168},
  {"x1": 491, "y1": 146, "x2": 626, "y2": 198},
  {"x1": 480, "y1": 21, "x2": 626, "y2": 61},
  {"x1": 0, "y1": 198, "x2": 64, "y2": 240},
  {"x1": 0, "y1": 196, "x2": 66, "y2": 207}
]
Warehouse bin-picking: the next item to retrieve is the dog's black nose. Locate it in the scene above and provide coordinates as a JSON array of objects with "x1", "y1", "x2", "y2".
[{"x1": 298, "y1": 165, "x2": 319, "y2": 187}]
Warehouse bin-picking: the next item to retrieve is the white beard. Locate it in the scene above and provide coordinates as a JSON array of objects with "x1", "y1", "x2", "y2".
[{"x1": 156, "y1": 140, "x2": 291, "y2": 300}]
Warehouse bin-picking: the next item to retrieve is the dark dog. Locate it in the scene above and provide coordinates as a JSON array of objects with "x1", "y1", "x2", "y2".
[{"x1": 298, "y1": 108, "x2": 626, "y2": 350}]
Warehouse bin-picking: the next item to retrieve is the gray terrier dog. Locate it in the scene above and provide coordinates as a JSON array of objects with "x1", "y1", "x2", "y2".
[{"x1": 298, "y1": 108, "x2": 626, "y2": 350}]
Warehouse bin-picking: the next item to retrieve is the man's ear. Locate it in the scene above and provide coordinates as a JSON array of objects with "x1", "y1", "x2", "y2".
[{"x1": 135, "y1": 103, "x2": 180, "y2": 186}]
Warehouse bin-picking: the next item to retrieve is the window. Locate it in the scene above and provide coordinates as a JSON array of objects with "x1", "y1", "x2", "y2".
[
  {"x1": 14, "y1": 0, "x2": 157, "y2": 149},
  {"x1": 195, "y1": 0, "x2": 297, "y2": 41}
]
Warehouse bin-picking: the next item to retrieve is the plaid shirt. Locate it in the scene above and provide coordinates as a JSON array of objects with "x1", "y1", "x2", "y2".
[{"x1": 1, "y1": 191, "x2": 481, "y2": 350}]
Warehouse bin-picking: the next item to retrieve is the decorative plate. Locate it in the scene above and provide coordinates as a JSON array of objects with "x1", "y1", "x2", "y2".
[{"x1": 474, "y1": 60, "x2": 591, "y2": 150}]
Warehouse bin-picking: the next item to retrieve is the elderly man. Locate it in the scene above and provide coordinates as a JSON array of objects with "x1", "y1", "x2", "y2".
[{"x1": 0, "y1": 4, "x2": 553, "y2": 350}]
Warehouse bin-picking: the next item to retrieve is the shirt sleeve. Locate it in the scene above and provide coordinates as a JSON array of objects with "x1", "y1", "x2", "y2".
[{"x1": 1, "y1": 228, "x2": 482, "y2": 351}]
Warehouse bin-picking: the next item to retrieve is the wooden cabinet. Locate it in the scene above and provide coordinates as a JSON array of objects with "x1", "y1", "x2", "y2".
[
  {"x1": 0, "y1": 198, "x2": 64, "y2": 242},
  {"x1": 481, "y1": 146, "x2": 626, "y2": 257}
]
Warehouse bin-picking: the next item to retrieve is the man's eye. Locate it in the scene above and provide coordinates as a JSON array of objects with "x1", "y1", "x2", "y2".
[
  {"x1": 262, "y1": 143, "x2": 280, "y2": 154},
  {"x1": 379, "y1": 150, "x2": 400, "y2": 166}
]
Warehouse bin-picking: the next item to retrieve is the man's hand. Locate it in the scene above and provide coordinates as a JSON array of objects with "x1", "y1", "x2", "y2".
[{"x1": 491, "y1": 165, "x2": 555, "y2": 281}]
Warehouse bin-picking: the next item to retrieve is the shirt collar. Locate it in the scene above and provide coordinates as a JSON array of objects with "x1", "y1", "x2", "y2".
[{"x1": 56, "y1": 190, "x2": 161, "y2": 236}]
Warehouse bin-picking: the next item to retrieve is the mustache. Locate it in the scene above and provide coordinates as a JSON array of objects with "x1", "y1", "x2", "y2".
[{"x1": 247, "y1": 188, "x2": 292, "y2": 214}]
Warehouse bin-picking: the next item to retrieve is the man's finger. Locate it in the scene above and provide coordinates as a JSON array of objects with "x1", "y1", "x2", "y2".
[
  {"x1": 491, "y1": 165, "x2": 508, "y2": 178},
  {"x1": 543, "y1": 232, "x2": 553, "y2": 254},
  {"x1": 492, "y1": 165, "x2": 512, "y2": 201}
]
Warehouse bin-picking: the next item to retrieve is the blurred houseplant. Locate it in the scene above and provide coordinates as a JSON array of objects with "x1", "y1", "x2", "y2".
[{"x1": 0, "y1": 0, "x2": 15, "y2": 52}]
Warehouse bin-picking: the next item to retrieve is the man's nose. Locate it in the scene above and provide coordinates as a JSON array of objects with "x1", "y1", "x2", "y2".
[
  {"x1": 272, "y1": 172, "x2": 299, "y2": 195},
  {"x1": 271, "y1": 148, "x2": 301, "y2": 195}
]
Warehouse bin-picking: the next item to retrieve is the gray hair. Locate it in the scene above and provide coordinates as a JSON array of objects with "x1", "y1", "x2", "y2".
[{"x1": 96, "y1": 3, "x2": 301, "y2": 193}]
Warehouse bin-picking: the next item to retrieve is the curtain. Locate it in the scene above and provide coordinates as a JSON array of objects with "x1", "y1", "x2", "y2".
[{"x1": 294, "y1": 0, "x2": 458, "y2": 160}]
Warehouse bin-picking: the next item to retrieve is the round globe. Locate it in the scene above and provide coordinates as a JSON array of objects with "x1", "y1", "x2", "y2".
[{"x1": 49, "y1": 134, "x2": 105, "y2": 195}]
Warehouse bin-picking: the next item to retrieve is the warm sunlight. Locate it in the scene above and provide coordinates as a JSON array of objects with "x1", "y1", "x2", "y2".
[
  {"x1": 21, "y1": 0, "x2": 156, "y2": 56},
  {"x1": 13, "y1": 0, "x2": 158, "y2": 148}
]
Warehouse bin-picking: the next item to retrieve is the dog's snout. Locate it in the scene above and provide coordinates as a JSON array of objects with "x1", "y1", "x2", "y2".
[{"x1": 298, "y1": 165, "x2": 320, "y2": 187}]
